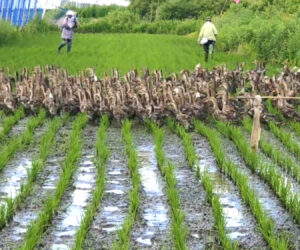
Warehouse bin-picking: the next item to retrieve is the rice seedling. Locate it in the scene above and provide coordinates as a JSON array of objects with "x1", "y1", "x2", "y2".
[
  {"x1": 168, "y1": 118, "x2": 237, "y2": 249},
  {"x1": 216, "y1": 121, "x2": 300, "y2": 226},
  {"x1": 74, "y1": 115, "x2": 110, "y2": 249},
  {"x1": 268, "y1": 121, "x2": 300, "y2": 159},
  {"x1": 147, "y1": 120, "x2": 188, "y2": 250},
  {"x1": 0, "y1": 115, "x2": 67, "y2": 230},
  {"x1": 113, "y1": 120, "x2": 140, "y2": 250},
  {"x1": 0, "y1": 107, "x2": 24, "y2": 143},
  {"x1": 243, "y1": 117, "x2": 300, "y2": 183},
  {"x1": 21, "y1": 113, "x2": 88, "y2": 250},
  {"x1": 265, "y1": 99, "x2": 286, "y2": 122},
  {"x1": 290, "y1": 121, "x2": 300, "y2": 138},
  {"x1": 194, "y1": 120, "x2": 290, "y2": 250},
  {"x1": 0, "y1": 109, "x2": 46, "y2": 174}
]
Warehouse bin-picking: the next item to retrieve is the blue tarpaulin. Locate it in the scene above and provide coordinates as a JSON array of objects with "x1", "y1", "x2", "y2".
[{"x1": 0, "y1": 0, "x2": 42, "y2": 26}]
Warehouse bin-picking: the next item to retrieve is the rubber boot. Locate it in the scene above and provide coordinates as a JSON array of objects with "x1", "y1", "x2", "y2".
[
  {"x1": 58, "y1": 42, "x2": 66, "y2": 53},
  {"x1": 67, "y1": 42, "x2": 72, "y2": 53},
  {"x1": 205, "y1": 53, "x2": 208, "y2": 62}
]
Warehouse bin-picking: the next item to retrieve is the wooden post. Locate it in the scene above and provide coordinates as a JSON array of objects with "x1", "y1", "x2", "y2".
[{"x1": 250, "y1": 95, "x2": 262, "y2": 152}]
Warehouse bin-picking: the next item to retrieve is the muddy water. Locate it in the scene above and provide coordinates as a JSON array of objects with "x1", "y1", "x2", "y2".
[
  {"x1": 189, "y1": 132, "x2": 266, "y2": 249},
  {"x1": 40, "y1": 125, "x2": 98, "y2": 250},
  {"x1": 0, "y1": 123, "x2": 71, "y2": 248},
  {"x1": 220, "y1": 134, "x2": 300, "y2": 248},
  {"x1": 130, "y1": 125, "x2": 171, "y2": 249},
  {"x1": 0, "y1": 121, "x2": 48, "y2": 203},
  {"x1": 83, "y1": 125, "x2": 132, "y2": 250},
  {"x1": 161, "y1": 129, "x2": 215, "y2": 249}
]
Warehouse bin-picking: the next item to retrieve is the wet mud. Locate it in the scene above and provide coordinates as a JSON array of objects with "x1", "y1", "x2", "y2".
[
  {"x1": 189, "y1": 132, "x2": 266, "y2": 249},
  {"x1": 40, "y1": 124, "x2": 98, "y2": 250},
  {"x1": 83, "y1": 125, "x2": 132, "y2": 249},
  {"x1": 130, "y1": 125, "x2": 171, "y2": 249},
  {"x1": 0, "y1": 122, "x2": 71, "y2": 249},
  {"x1": 162, "y1": 129, "x2": 216, "y2": 249},
  {"x1": 220, "y1": 133, "x2": 300, "y2": 248},
  {"x1": 0, "y1": 121, "x2": 48, "y2": 203}
]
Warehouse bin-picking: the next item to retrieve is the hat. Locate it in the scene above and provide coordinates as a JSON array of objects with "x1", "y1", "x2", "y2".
[{"x1": 66, "y1": 10, "x2": 75, "y2": 16}]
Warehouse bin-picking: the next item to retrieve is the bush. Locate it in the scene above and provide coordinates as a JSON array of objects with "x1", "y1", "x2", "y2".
[
  {"x1": 0, "y1": 21, "x2": 19, "y2": 46},
  {"x1": 22, "y1": 17, "x2": 58, "y2": 33}
]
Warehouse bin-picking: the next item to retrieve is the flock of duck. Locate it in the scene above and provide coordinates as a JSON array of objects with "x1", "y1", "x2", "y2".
[{"x1": 0, "y1": 63, "x2": 300, "y2": 127}]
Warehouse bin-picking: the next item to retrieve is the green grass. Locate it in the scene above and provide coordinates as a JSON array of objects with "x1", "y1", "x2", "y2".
[{"x1": 0, "y1": 32, "x2": 263, "y2": 76}]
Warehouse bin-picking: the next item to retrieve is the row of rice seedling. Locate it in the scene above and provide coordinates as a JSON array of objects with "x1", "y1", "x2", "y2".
[
  {"x1": 0, "y1": 109, "x2": 46, "y2": 173},
  {"x1": 147, "y1": 120, "x2": 188, "y2": 250},
  {"x1": 74, "y1": 115, "x2": 110, "y2": 249},
  {"x1": 0, "y1": 115, "x2": 66, "y2": 229},
  {"x1": 268, "y1": 121, "x2": 300, "y2": 159},
  {"x1": 290, "y1": 121, "x2": 300, "y2": 138},
  {"x1": 194, "y1": 120, "x2": 289, "y2": 249},
  {"x1": 0, "y1": 107, "x2": 24, "y2": 142},
  {"x1": 216, "y1": 121, "x2": 300, "y2": 225},
  {"x1": 243, "y1": 117, "x2": 300, "y2": 182},
  {"x1": 167, "y1": 118, "x2": 237, "y2": 250},
  {"x1": 21, "y1": 113, "x2": 88, "y2": 250},
  {"x1": 113, "y1": 120, "x2": 141, "y2": 249}
]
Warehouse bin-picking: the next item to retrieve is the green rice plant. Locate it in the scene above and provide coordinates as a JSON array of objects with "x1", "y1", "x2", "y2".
[
  {"x1": 148, "y1": 121, "x2": 188, "y2": 250},
  {"x1": 168, "y1": 118, "x2": 237, "y2": 249},
  {"x1": 265, "y1": 99, "x2": 286, "y2": 122},
  {"x1": 21, "y1": 113, "x2": 88, "y2": 250},
  {"x1": 113, "y1": 120, "x2": 140, "y2": 250},
  {"x1": 0, "y1": 107, "x2": 24, "y2": 143},
  {"x1": 0, "y1": 115, "x2": 67, "y2": 229},
  {"x1": 0, "y1": 110, "x2": 4, "y2": 118},
  {"x1": 268, "y1": 121, "x2": 300, "y2": 159},
  {"x1": 194, "y1": 119, "x2": 289, "y2": 249},
  {"x1": 290, "y1": 121, "x2": 300, "y2": 138},
  {"x1": 0, "y1": 109, "x2": 46, "y2": 173},
  {"x1": 216, "y1": 120, "x2": 300, "y2": 226},
  {"x1": 74, "y1": 115, "x2": 110, "y2": 249},
  {"x1": 243, "y1": 117, "x2": 300, "y2": 183}
]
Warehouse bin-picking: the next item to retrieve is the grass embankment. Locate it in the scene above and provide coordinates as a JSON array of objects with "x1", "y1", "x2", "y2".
[
  {"x1": 167, "y1": 118, "x2": 237, "y2": 249},
  {"x1": 113, "y1": 120, "x2": 140, "y2": 249},
  {"x1": 74, "y1": 115, "x2": 110, "y2": 249},
  {"x1": 147, "y1": 121, "x2": 188, "y2": 249},
  {"x1": 194, "y1": 120, "x2": 289, "y2": 249},
  {"x1": 0, "y1": 33, "x2": 261, "y2": 76},
  {"x1": 0, "y1": 109, "x2": 46, "y2": 173},
  {"x1": 0, "y1": 115, "x2": 66, "y2": 229},
  {"x1": 216, "y1": 121, "x2": 300, "y2": 226},
  {"x1": 21, "y1": 114, "x2": 88, "y2": 250}
]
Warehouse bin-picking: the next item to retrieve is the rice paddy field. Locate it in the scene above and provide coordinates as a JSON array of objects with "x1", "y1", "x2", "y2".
[{"x1": 1, "y1": 33, "x2": 300, "y2": 250}]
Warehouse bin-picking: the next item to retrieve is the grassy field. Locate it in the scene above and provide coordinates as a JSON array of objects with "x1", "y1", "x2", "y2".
[{"x1": 0, "y1": 32, "x2": 280, "y2": 76}]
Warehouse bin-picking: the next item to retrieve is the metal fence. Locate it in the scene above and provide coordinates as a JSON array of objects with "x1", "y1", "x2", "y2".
[{"x1": 0, "y1": 0, "x2": 43, "y2": 26}]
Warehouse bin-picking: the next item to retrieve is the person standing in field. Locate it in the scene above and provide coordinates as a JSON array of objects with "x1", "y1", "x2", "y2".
[
  {"x1": 198, "y1": 17, "x2": 218, "y2": 62},
  {"x1": 58, "y1": 10, "x2": 78, "y2": 54}
]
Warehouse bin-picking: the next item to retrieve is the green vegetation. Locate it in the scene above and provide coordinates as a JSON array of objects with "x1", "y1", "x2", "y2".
[
  {"x1": 113, "y1": 120, "x2": 140, "y2": 249},
  {"x1": 0, "y1": 33, "x2": 251, "y2": 76},
  {"x1": 194, "y1": 120, "x2": 289, "y2": 249},
  {"x1": 74, "y1": 115, "x2": 110, "y2": 249},
  {"x1": 168, "y1": 118, "x2": 237, "y2": 249},
  {"x1": 269, "y1": 121, "x2": 300, "y2": 160},
  {"x1": 265, "y1": 100, "x2": 286, "y2": 122},
  {"x1": 21, "y1": 114, "x2": 88, "y2": 250},
  {"x1": 0, "y1": 109, "x2": 46, "y2": 173},
  {"x1": 0, "y1": 115, "x2": 65, "y2": 229},
  {"x1": 216, "y1": 121, "x2": 300, "y2": 226},
  {"x1": 243, "y1": 117, "x2": 300, "y2": 183},
  {"x1": 290, "y1": 121, "x2": 300, "y2": 138},
  {"x1": 147, "y1": 121, "x2": 188, "y2": 249},
  {"x1": 0, "y1": 107, "x2": 24, "y2": 143}
]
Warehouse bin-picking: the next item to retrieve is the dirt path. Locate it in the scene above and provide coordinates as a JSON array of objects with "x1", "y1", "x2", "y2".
[
  {"x1": 189, "y1": 132, "x2": 266, "y2": 249},
  {"x1": 83, "y1": 124, "x2": 132, "y2": 249},
  {"x1": 0, "y1": 122, "x2": 71, "y2": 249},
  {"x1": 40, "y1": 124, "x2": 98, "y2": 249},
  {"x1": 130, "y1": 125, "x2": 171, "y2": 249},
  {"x1": 220, "y1": 134, "x2": 300, "y2": 248}
]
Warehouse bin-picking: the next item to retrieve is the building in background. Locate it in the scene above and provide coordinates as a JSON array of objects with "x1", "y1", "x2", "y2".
[{"x1": 0, "y1": 0, "x2": 43, "y2": 26}]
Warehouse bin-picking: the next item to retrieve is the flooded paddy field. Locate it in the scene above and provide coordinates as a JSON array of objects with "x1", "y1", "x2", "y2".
[{"x1": 0, "y1": 114, "x2": 300, "y2": 250}]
